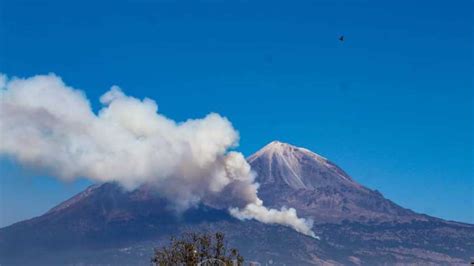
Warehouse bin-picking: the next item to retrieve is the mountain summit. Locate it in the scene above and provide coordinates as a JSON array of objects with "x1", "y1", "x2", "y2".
[
  {"x1": 249, "y1": 141, "x2": 422, "y2": 223},
  {"x1": 1, "y1": 141, "x2": 473, "y2": 265},
  {"x1": 249, "y1": 141, "x2": 357, "y2": 190}
]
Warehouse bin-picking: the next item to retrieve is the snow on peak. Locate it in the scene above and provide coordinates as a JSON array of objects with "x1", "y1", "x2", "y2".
[
  {"x1": 252, "y1": 141, "x2": 327, "y2": 162},
  {"x1": 248, "y1": 141, "x2": 356, "y2": 190}
]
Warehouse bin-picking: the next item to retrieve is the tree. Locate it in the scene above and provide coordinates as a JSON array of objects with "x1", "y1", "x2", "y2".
[{"x1": 151, "y1": 232, "x2": 244, "y2": 266}]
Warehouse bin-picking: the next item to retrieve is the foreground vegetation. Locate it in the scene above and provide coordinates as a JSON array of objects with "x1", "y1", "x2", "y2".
[{"x1": 152, "y1": 232, "x2": 244, "y2": 266}]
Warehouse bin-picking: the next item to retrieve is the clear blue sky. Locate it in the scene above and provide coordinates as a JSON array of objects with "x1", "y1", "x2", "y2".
[{"x1": 0, "y1": 0, "x2": 472, "y2": 227}]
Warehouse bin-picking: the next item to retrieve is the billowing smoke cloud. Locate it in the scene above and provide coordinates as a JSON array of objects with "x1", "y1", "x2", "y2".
[{"x1": 0, "y1": 73, "x2": 315, "y2": 237}]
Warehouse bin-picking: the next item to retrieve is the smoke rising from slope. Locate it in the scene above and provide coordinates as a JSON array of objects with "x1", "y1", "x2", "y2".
[{"x1": 0, "y1": 73, "x2": 315, "y2": 237}]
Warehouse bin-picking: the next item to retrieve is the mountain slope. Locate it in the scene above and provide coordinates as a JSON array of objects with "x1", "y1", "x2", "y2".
[
  {"x1": 1, "y1": 141, "x2": 473, "y2": 265},
  {"x1": 0, "y1": 183, "x2": 327, "y2": 265},
  {"x1": 249, "y1": 141, "x2": 426, "y2": 223}
]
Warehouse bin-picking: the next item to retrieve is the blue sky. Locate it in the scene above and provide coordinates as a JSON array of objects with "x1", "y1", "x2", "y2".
[{"x1": 0, "y1": 0, "x2": 472, "y2": 227}]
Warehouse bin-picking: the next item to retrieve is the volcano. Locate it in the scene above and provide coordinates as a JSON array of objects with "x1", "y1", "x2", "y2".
[
  {"x1": 1, "y1": 141, "x2": 473, "y2": 265},
  {"x1": 250, "y1": 141, "x2": 424, "y2": 223}
]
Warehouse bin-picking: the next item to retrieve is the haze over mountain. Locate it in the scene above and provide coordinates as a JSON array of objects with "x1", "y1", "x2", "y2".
[{"x1": 0, "y1": 141, "x2": 472, "y2": 265}]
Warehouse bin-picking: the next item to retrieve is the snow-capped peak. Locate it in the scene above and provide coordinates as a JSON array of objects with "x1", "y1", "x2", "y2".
[
  {"x1": 250, "y1": 141, "x2": 327, "y2": 163},
  {"x1": 248, "y1": 141, "x2": 356, "y2": 190}
]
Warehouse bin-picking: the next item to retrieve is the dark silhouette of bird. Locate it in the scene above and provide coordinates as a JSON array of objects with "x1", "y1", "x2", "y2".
[{"x1": 339, "y1": 35, "x2": 344, "y2": 42}]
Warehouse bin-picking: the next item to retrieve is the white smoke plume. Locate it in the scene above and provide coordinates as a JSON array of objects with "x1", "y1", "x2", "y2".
[
  {"x1": 0, "y1": 73, "x2": 316, "y2": 238},
  {"x1": 230, "y1": 199, "x2": 317, "y2": 238}
]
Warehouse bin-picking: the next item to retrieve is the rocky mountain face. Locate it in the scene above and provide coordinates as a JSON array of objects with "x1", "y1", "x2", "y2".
[
  {"x1": 0, "y1": 141, "x2": 473, "y2": 265},
  {"x1": 249, "y1": 141, "x2": 425, "y2": 223}
]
